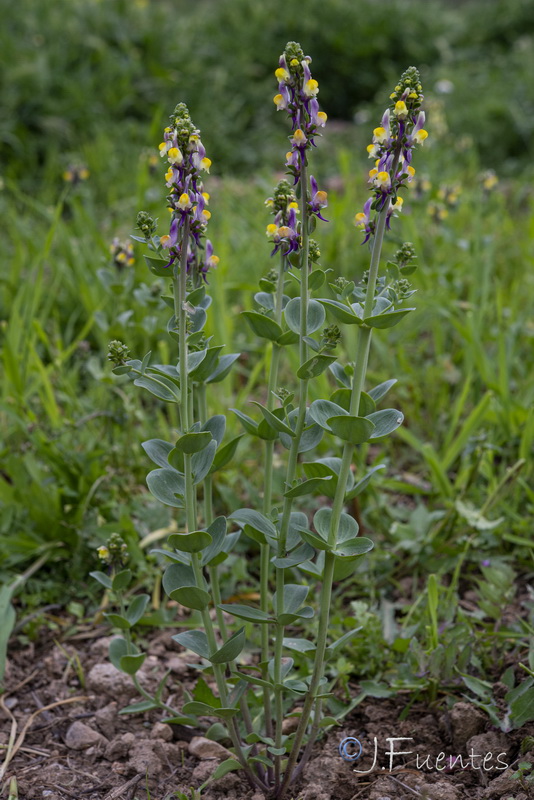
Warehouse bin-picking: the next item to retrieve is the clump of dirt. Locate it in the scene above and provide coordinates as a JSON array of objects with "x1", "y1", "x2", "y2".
[{"x1": 1, "y1": 628, "x2": 532, "y2": 800}]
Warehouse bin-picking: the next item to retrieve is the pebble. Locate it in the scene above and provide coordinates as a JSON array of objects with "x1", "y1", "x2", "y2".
[
  {"x1": 151, "y1": 721, "x2": 173, "y2": 741},
  {"x1": 188, "y1": 735, "x2": 232, "y2": 760},
  {"x1": 64, "y1": 721, "x2": 106, "y2": 750}
]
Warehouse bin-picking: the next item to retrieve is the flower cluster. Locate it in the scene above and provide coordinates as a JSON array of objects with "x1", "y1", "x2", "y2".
[
  {"x1": 355, "y1": 67, "x2": 428, "y2": 241},
  {"x1": 97, "y1": 533, "x2": 128, "y2": 569},
  {"x1": 110, "y1": 237, "x2": 135, "y2": 270},
  {"x1": 265, "y1": 179, "x2": 300, "y2": 256},
  {"x1": 156, "y1": 103, "x2": 218, "y2": 282}
]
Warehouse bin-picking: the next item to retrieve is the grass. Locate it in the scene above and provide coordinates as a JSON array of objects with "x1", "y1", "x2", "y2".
[{"x1": 0, "y1": 0, "x2": 533, "y2": 710}]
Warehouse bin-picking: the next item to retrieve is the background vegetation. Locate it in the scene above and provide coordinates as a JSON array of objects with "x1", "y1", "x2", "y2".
[{"x1": 1, "y1": 0, "x2": 533, "y2": 706}]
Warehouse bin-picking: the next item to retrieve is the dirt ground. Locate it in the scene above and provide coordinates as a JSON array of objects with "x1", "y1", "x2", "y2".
[{"x1": 1, "y1": 625, "x2": 533, "y2": 800}]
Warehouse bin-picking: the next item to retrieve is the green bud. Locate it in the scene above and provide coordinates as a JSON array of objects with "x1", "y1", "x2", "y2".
[{"x1": 107, "y1": 339, "x2": 130, "y2": 366}]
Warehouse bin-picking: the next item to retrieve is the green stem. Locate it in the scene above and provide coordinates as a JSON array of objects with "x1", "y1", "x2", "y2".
[
  {"x1": 279, "y1": 196, "x2": 392, "y2": 798},
  {"x1": 261, "y1": 253, "x2": 286, "y2": 743},
  {"x1": 173, "y1": 224, "x2": 264, "y2": 792},
  {"x1": 273, "y1": 156, "x2": 310, "y2": 788}
]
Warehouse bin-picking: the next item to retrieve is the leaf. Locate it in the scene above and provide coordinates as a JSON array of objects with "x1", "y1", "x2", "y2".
[
  {"x1": 326, "y1": 626, "x2": 363, "y2": 656},
  {"x1": 209, "y1": 435, "x2": 243, "y2": 474},
  {"x1": 146, "y1": 468, "x2": 185, "y2": 508},
  {"x1": 277, "y1": 329, "x2": 299, "y2": 345},
  {"x1": 283, "y1": 637, "x2": 316, "y2": 654},
  {"x1": 141, "y1": 439, "x2": 174, "y2": 468},
  {"x1": 193, "y1": 677, "x2": 222, "y2": 708},
  {"x1": 218, "y1": 604, "x2": 274, "y2": 623},
  {"x1": 119, "y1": 700, "x2": 158, "y2": 714},
  {"x1": 270, "y1": 542, "x2": 315, "y2": 568},
  {"x1": 104, "y1": 613, "x2": 131, "y2": 630},
  {"x1": 333, "y1": 537, "x2": 374, "y2": 558},
  {"x1": 202, "y1": 415, "x2": 226, "y2": 446},
  {"x1": 279, "y1": 409, "x2": 323, "y2": 452},
  {"x1": 363, "y1": 308, "x2": 415, "y2": 329},
  {"x1": 144, "y1": 254, "x2": 171, "y2": 277},
  {"x1": 229, "y1": 509, "x2": 277, "y2": 541},
  {"x1": 297, "y1": 354, "x2": 337, "y2": 379},
  {"x1": 369, "y1": 378, "x2": 397, "y2": 402},
  {"x1": 120, "y1": 653, "x2": 147, "y2": 675},
  {"x1": 201, "y1": 517, "x2": 228, "y2": 565},
  {"x1": 210, "y1": 627, "x2": 245, "y2": 664},
  {"x1": 367, "y1": 409, "x2": 404, "y2": 439},
  {"x1": 329, "y1": 361, "x2": 351, "y2": 387},
  {"x1": 112, "y1": 569, "x2": 132, "y2": 592},
  {"x1": 251, "y1": 402, "x2": 294, "y2": 436},
  {"x1": 192, "y1": 440, "x2": 217, "y2": 484},
  {"x1": 283, "y1": 476, "x2": 333, "y2": 498},
  {"x1": 134, "y1": 374, "x2": 179, "y2": 402},
  {"x1": 345, "y1": 464, "x2": 385, "y2": 499},
  {"x1": 319, "y1": 299, "x2": 362, "y2": 324},
  {"x1": 168, "y1": 531, "x2": 212, "y2": 553},
  {"x1": 163, "y1": 563, "x2": 210, "y2": 610},
  {"x1": 281, "y1": 584, "x2": 309, "y2": 614},
  {"x1": 254, "y1": 291, "x2": 275, "y2": 310},
  {"x1": 172, "y1": 629, "x2": 210, "y2": 659},
  {"x1": 309, "y1": 399, "x2": 347, "y2": 431},
  {"x1": 200, "y1": 758, "x2": 243, "y2": 788},
  {"x1": 507, "y1": 679, "x2": 534, "y2": 728},
  {"x1": 90, "y1": 570, "x2": 112, "y2": 590},
  {"x1": 126, "y1": 594, "x2": 150, "y2": 626},
  {"x1": 108, "y1": 636, "x2": 129, "y2": 670},
  {"x1": 327, "y1": 415, "x2": 375, "y2": 444},
  {"x1": 231, "y1": 408, "x2": 259, "y2": 436},
  {"x1": 189, "y1": 346, "x2": 224, "y2": 382},
  {"x1": 309, "y1": 268, "x2": 328, "y2": 290},
  {"x1": 284, "y1": 298, "x2": 325, "y2": 334},
  {"x1": 173, "y1": 431, "x2": 213, "y2": 454},
  {"x1": 242, "y1": 311, "x2": 283, "y2": 342},
  {"x1": 206, "y1": 353, "x2": 241, "y2": 383},
  {"x1": 330, "y1": 388, "x2": 376, "y2": 416},
  {"x1": 314, "y1": 508, "x2": 359, "y2": 542}
]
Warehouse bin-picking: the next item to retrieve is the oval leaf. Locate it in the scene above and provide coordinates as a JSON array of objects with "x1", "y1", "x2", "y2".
[
  {"x1": 327, "y1": 415, "x2": 375, "y2": 445},
  {"x1": 284, "y1": 298, "x2": 325, "y2": 334}
]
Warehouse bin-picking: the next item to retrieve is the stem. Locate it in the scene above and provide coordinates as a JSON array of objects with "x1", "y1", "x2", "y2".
[
  {"x1": 261, "y1": 253, "x2": 286, "y2": 745},
  {"x1": 273, "y1": 155, "x2": 311, "y2": 787},
  {"x1": 173, "y1": 223, "x2": 265, "y2": 792},
  {"x1": 279, "y1": 195, "x2": 392, "y2": 798}
]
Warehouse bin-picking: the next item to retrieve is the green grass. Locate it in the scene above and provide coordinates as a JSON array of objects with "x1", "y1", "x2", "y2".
[{"x1": 1, "y1": 0, "x2": 533, "y2": 705}]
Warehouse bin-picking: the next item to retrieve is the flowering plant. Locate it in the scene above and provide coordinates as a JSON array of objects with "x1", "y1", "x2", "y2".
[{"x1": 94, "y1": 43, "x2": 428, "y2": 798}]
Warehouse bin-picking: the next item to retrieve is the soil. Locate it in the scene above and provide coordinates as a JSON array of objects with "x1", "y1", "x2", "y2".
[{"x1": 1, "y1": 626, "x2": 533, "y2": 800}]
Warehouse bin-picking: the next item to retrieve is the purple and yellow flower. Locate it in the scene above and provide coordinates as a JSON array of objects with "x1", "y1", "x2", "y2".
[{"x1": 355, "y1": 66, "x2": 427, "y2": 240}]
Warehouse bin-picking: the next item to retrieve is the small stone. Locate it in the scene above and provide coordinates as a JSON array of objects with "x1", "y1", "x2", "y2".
[
  {"x1": 64, "y1": 721, "x2": 106, "y2": 750},
  {"x1": 282, "y1": 716, "x2": 300, "y2": 734},
  {"x1": 483, "y1": 768, "x2": 521, "y2": 798},
  {"x1": 94, "y1": 701, "x2": 118, "y2": 738},
  {"x1": 449, "y1": 701, "x2": 486, "y2": 749},
  {"x1": 427, "y1": 781, "x2": 460, "y2": 800},
  {"x1": 87, "y1": 662, "x2": 145, "y2": 698},
  {"x1": 188, "y1": 736, "x2": 232, "y2": 760},
  {"x1": 167, "y1": 655, "x2": 189, "y2": 677},
  {"x1": 104, "y1": 732, "x2": 135, "y2": 761},
  {"x1": 151, "y1": 722, "x2": 173, "y2": 741}
]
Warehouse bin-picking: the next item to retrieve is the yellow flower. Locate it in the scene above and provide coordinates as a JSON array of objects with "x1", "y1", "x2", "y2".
[
  {"x1": 275, "y1": 67, "x2": 290, "y2": 82},
  {"x1": 368, "y1": 168, "x2": 378, "y2": 179},
  {"x1": 367, "y1": 143, "x2": 380, "y2": 159},
  {"x1": 97, "y1": 545, "x2": 109, "y2": 560},
  {"x1": 394, "y1": 100, "x2": 408, "y2": 119},
  {"x1": 160, "y1": 234, "x2": 171, "y2": 247},
  {"x1": 354, "y1": 212, "x2": 367, "y2": 228},
  {"x1": 288, "y1": 201, "x2": 299, "y2": 211},
  {"x1": 407, "y1": 166, "x2": 416, "y2": 178},
  {"x1": 167, "y1": 147, "x2": 183, "y2": 165},
  {"x1": 177, "y1": 193, "x2": 191, "y2": 210},
  {"x1": 372, "y1": 126, "x2": 387, "y2": 144},
  {"x1": 414, "y1": 129, "x2": 428, "y2": 145},
  {"x1": 273, "y1": 94, "x2": 287, "y2": 110},
  {"x1": 374, "y1": 171, "x2": 391, "y2": 189},
  {"x1": 165, "y1": 169, "x2": 174, "y2": 182},
  {"x1": 278, "y1": 226, "x2": 291, "y2": 238},
  {"x1": 303, "y1": 79, "x2": 319, "y2": 98},
  {"x1": 200, "y1": 157, "x2": 211, "y2": 172},
  {"x1": 158, "y1": 142, "x2": 168, "y2": 157},
  {"x1": 202, "y1": 192, "x2": 210, "y2": 204},
  {"x1": 391, "y1": 196, "x2": 404, "y2": 211},
  {"x1": 291, "y1": 129, "x2": 307, "y2": 146}
]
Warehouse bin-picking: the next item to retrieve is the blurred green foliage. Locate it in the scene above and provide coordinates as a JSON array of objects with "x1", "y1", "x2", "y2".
[{"x1": 2, "y1": 0, "x2": 534, "y2": 180}]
